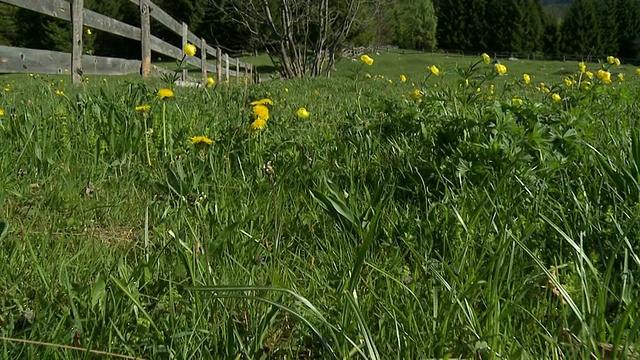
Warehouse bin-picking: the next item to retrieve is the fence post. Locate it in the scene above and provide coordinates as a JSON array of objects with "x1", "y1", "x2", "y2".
[
  {"x1": 244, "y1": 62, "x2": 248, "y2": 83},
  {"x1": 71, "y1": 0, "x2": 84, "y2": 85},
  {"x1": 181, "y1": 22, "x2": 188, "y2": 81},
  {"x1": 201, "y1": 38, "x2": 207, "y2": 85},
  {"x1": 216, "y1": 47, "x2": 222, "y2": 82},
  {"x1": 139, "y1": 0, "x2": 151, "y2": 77},
  {"x1": 225, "y1": 53, "x2": 229, "y2": 83},
  {"x1": 235, "y1": 58, "x2": 240, "y2": 83}
]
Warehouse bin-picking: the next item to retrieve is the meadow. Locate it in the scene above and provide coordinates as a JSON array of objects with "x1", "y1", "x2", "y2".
[{"x1": 1, "y1": 52, "x2": 640, "y2": 359}]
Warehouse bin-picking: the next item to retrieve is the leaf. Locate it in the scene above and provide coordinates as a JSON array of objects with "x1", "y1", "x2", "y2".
[{"x1": 91, "y1": 276, "x2": 106, "y2": 308}]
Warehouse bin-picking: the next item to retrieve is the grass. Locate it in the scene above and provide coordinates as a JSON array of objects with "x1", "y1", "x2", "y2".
[{"x1": 1, "y1": 53, "x2": 640, "y2": 359}]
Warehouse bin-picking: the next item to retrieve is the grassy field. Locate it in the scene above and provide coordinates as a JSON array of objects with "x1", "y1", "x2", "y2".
[{"x1": 1, "y1": 53, "x2": 640, "y2": 359}]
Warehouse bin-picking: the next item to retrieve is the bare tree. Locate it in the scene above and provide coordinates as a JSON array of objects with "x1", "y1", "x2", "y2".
[{"x1": 218, "y1": 0, "x2": 363, "y2": 78}]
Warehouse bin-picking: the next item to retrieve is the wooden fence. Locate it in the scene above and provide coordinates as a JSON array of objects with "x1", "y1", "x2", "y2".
[{"x1": 0, "y1": 0, "x2": 258, "y2": 84}]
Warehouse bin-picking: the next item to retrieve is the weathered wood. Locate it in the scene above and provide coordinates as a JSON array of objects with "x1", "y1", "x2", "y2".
[
  {"x1": 181, "y1": 22, "x2": 188, "y2": 81},
  {"x1": 235, "y1": 57, "x2": 240, "y2": 82},
  {"x1": 127, "y1": 0, "x2": 181, "y2": 35},
  {"x1": 0, "y1": 46, "x2": 140, "y2": 75},
  {"x1": 1, "y1": 0, "x2": 70, "y2": 21},
  {"x1": 225, "y1": 53, "x2": 229, "y2": 82},
  {"x1": 201, "y1": 38, "x2": 207, "y2": 84},
  {"x1": 139, "y1": 0, "x2": 151, "y2": 76},
  {"x1": 216, "y1": 47, "x2": 222, "y2": 81},
  {"x1": 84, "y1": 9, "x2": 140, "y2": 41},
  {"x1": 71, "y1": 0, "x2": 83, "y2": 84}
]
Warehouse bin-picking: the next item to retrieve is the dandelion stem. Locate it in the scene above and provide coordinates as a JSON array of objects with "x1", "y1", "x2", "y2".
[
  {"x1": 144, "y1": 114, "x2": 152, "y2": 166},
  {"x1": 162, "y1": 101, "x2": 167, "y2": 156}
]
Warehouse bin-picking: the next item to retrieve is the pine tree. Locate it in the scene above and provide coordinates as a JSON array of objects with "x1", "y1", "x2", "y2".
[
  {"x1": 0, "y1": 4, "x2": 17, "y2": 46},
  {"x1": 520, "y1": 0, "x2": 545, "y2": 53},
  {"x1": 614, "y1": 0, "x2": 640, "y2": 59},
  {"x1": 389, "y1": 0, "x2": 437, "y2": 50},
  {"x1": 435, "y1": 0, "x2": 470, "y2": 50},
  {"x1": 560, "y1": 0, "x2": 600, "y2": 56}
]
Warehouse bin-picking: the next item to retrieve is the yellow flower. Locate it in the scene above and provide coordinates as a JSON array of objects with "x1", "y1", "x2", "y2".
[
  {"x1": 207, "y1": 77, "x2": 215, "y2": 87},
  {"x1": 512, "y1": 98, "x2": 523, "y2": 105},
  {"x1": 581, "y1": 81, "x2": 592, "y2": 91},
  {"x1": 410, "y1": 89, "x2": 422, "y2": 102},
  {"x1": 250, "y1": 118, "x2": 267, "y2": 132},
  {"x1": 482, "y1": 53, "x2": 491, "y2": 64},
  {"x1": 364, "y1": 73, "x2": 372, "y2": 79},
  {"x1": 314, "y1": 89, "x2": 319, "y2": 95},
  {"x1": 296, "y1": 107, "x2": 310, "y2": 118},
  {"x1": 542, "y1": 87, "x2": 550, "y2": 94},
  {"x1": 636, "y1": 68, "x2": 640, "y2": 75},
  {"x1": 400, "y1": 74, "x2": 407, "y2": 83},
  {"x1": 86, "y1": 28, "x2": 92, "y2": 35},
  {"x1": 564, "y1": 77, "x2": 573, "y2": 87},
  {"x1": 489, "y1": 84, "x2": 495, "y2": 95},
  {"x1": 614, "y1": 58, "x2": 621, "y2": 66},
  {"x1": 607, "y1": 56, "x2": 615, "y2": 64},
  {"x1": 0, "y1": 108, "x2": 4, "y2": 116},
  {"x1": 578, "y1": 62, "x2": 586, "y2": 73},
  {"x1": 551, "y1": 93, "x2": 561, "y2": 102},
  {"x1": 55, "y1": 90, "x2": 64, "y2": 96},
  {"x1": 102, "y1": 78, "x2": 107, "y2": 82},
  {"x1": 360, "y1": 54, "x2": 374, "y2": 66},
  {"x1": 523, "y1": 73, "x2": 531, "y2": 84},
  {"x1": 29, "y1": 73, "x2": 34, "y2": 77},
  {"x1": 250, "y1": 98, "x2": 274, "y2": 106},
  {"x1": 135, "y1": 105, "x2": 151, "y2": 112},
  {"x1": 387, "y1": 79, "x2": 393, "y2": 84},
  {"x1": 284, "y1": 87, "x2": 289, "y2": 92},
  {"x1": 184, "y1": 43, "x2": 197, "y2": 57},
  {"x1": 585, "y1": 71, "x2": 594, "y2": 79},
  {"x1": 476, "y1": 87, "x2": 481, "y2": 92},
  {"x1": 157, "y1": 88, "x2": 174, "y2": 99},
  {"x1": 190, "y1": 136, "x2": 213, "y2": 145},
  {"x1": 429, "y1": 65, "x2": 440, "y2": 76},
  {"x1": 618, "y1": 73, "x2": 624, "y2": 81},
  {"x1": 495, "y1": 63, "x2": 507, "y2": 75},
  {"x1": 597, "y1": 69, "x2": 612, "y2": 84},
  {"x1": 253, "y1": 104, "x2": 269, "y2": 120}
]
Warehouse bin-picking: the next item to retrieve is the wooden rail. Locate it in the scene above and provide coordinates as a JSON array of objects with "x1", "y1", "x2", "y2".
[{"x1": 0, "y1": 0, "x2": 258, "y2": 84}]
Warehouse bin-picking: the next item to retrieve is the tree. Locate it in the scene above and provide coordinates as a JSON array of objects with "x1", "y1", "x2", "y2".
[
  {"x1": 435, "y1": 0, "x2": 470, "y2": 50},
  {"x1": 613, "y1": 0, "x2": 640, "y2": 59},
  {"x1": 0, "y1": 4, "x2": 17, "y2": 46},
  {"x1": 219, "y1": 0, "x2": 364, "y2": 78},
  {"x1": 388, "y1": 0, "x2": 437, "y2": 50},
  {"x1": 560, "y1": 0, "x2": 600, "y2": 56}
]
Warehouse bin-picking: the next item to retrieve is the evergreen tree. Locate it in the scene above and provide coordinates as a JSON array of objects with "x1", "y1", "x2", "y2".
[
  {"x1": 596, "y1": 0, "x2": 618, "y2": 55},
  {"x1": 484, "y1": 0, "x2": 526, "y2": 52},
  {"x1": 0, "y1": 4, "x2": 16, "y2": 46},
  {"x1": 389, "y1": 0, "x2": 437, "y2": 50},
  {"x1": 614, "y1": 0, "x2": 640, "y2": 59},
  {"x1": 465, "y1": 0, "x2": 489, "y2": 51},
  {"x1": 560, "y1": 0, "x2": 600, "y2": 56},
  {"x1": 520, "y1": 0, "x2": 546, "y2": 53},
  {"x1": 542, "y1": 11, "x2": 561, "y2": 58},
  {"x1": 435, "y1": 0, "x2": 470, "y2": 50}
]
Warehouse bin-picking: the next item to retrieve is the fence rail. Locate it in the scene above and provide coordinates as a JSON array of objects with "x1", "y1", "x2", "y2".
[{"x1": 0, "y1": 0, "x2": 258, "y2": 84}]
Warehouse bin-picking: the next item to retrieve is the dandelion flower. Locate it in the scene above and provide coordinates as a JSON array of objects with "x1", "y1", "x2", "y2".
[
  {"x1": 578, "y1": 62, "x2": 586, "y2": 73},
  {"x1": 360, "y1": 54, "x2": 374, "y2": 66},
  {"x1": 207, "y1": 77, "x2": 215, "y2": 87},
  {"x1": 400, "y1": 74, "x2": 407, "y2": 83},
  {"x1": 135, "y1": 105, "x2": 151, "y2": 112},
  {"x1": 618, "y1": 73, "x2": 624, "y2": 81},
  {"x1": 551, "y1": 93, "x2": 561, "y2": 102},
  {"x1": 190, "y1": 136, "x2": 213, "y2": 145},
  {"x1": 482, "y1": 53, "x2": 491, "y2": 64},
  {"x1": 250, "y1": 98, "x2": 274, "y2": 106},
  {"x1": 250, "y1": 118, "x2": 267, "y2": 132},
  {"x1": 429, "y1": 65, "x2": 440, "y2": 76},
  {"x1": 523, "y1": 73, "x2": 531, "y2": 84},
  {"x1": 184, "y1": 43, "x2": 197, "y2": 57},
  {"x1": 495, "y1": 63, "x2": 507, "y2": 75},
  {"x1": 253, "y1": 104, "x2": 269, "y2": 120},
  {"x1": 597, "y1": 69, "x2": 612, "y2": 84},
  {"x1": 157, "y1": 88, "x2": 174, "y2": 99},
  {"x1": 296, "y1": 107, "x2": 310, "y2": 118},
  {"x1": 586, "y1": 71, "x2": 594, "y2": 79}
]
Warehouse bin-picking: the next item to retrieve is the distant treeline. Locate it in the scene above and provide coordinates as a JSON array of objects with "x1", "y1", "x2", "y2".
[{"x1": 0, "y1": 0, "x2": 638, "y2": 60}]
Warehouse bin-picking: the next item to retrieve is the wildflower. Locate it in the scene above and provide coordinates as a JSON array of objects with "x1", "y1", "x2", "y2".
[
  {"x1": 364, "y1": 73, "x2": 372, "y2": 79},
  {"x1": 55, "y1": 90, "x2": 64, "y2": 96},
  {"x1": 0, "y1": 108, "x2": 4, "y2": 116},
  {"x1": 387, "y1": 79, "x2": 393, "y2": 84},
  {"x1": 551, "y1": 93, "x2": 561, "y2": 102},
  {"x1": 607, "y1": 56, "x2": 615, "y2": 64},
  {"x1": 542, "y1": 87, "x2": 550, "y2": 94},
  {"x1": 482, "y1": 53, "x2": 491, "y2": 64},
  {"x1": 523, "y1": 73, "x2": 531, "y2": 84},
  {"x1": 618, "y1": 73, "x2": 624, "y2": 81},
  {"x1": 135, "y1": 105, "x2": 151, "y2": 112},
  {"x1": 184, "y1": 43, "x2": 197, "y2": 57},
  {"x1": 102, "y1": 78, "x2": 107, "y2": 82},
  {"x1": 581, "y1": 81, "x2": 592, "y2": 91},
  {"x1": 564, "y1": 77, "x2": 573, "y2": 87},
  {"x1": 429, "y1": 65, "x2": 440, "y2": 76},
  {"x1": 614, "y1": 58, "x2": 621, "y2": 66},
  {"x1": 636, "y1": 68, "x2": 640, "y2": 75},
  {"x1": 86, "y1": 28, "x2": 92, "y2": 35},
  {"x1": 495, "y1": 63, "x2": 507, "y2": 75},
  {"x1": 157, "y1": 88, "x2": 174, "y2": 99},
  {"x1": 512, "y1": 97, "x2": 523, "y2": 105},
  {"x1": 489, "y1": 84, "x2": 495, "y2": 95},
  {"x1": 585, "y1": 71, "x2": 594, "y2": 79},
  {"x1": 400, "y1": 74, "x2": 407, "y2": 83},
  {"x1": 29, "y1": 73, "x2": 34, "y2": 77},
  {"x1": 360, "y1": 54, "x2": 374, "y2": 66},
  {"x1": 250, "y1": 98, "x2": 274, "y2": 106},
  {"x1": 314, "y1": 89, "x2": 319, "y2": 95},
  {"x1": 250, "y1": 118, "x2": 267, "y2": 132},
  {"x1": 253, "y1": 104, "x2": 269, "y2": 120},
  {"x1": 410, "y1": 89, "x2": 422, "y2": 102},
  {"x1": 190, "y1": 136, "x2": 213, "y2": 145},
  {"x1": 207, "y1": 77, "x2": 215, "y2": 87},
  {"x1": 284, "y1": 88, "x2": 289, "y2": 92},
  {"x1": 578, "y1": 62, "x2": 586, "y2": 73},
  {"x1": 476, "y1": 87, "x2": 481, "y2": 92},
  {"x1": 296, "y1": 107, "x2": 310, "y2": 118},
  {"x1": 597, "y1": 69, "x2": 612, "y2": 84}
]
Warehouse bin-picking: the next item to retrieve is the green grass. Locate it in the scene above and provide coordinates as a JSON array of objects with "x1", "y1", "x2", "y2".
[{"x1": 1, "y1": 53, "x2": 640, "y2": 359}]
